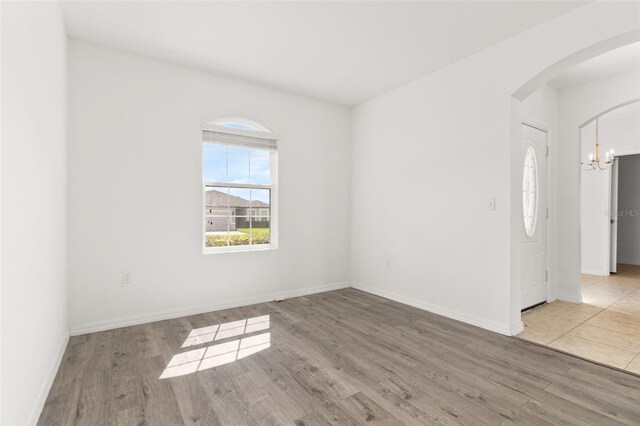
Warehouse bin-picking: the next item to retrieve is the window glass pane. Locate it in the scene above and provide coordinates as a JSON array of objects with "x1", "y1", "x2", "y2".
[
  {"x1": 250, "y1": 228, "x2": 270, "y2": 245},
  {"x1": 203, "y1": 148, "x2": 226, "y2": 182},
  {"x1": 218, "y1": 122, "x2": 259, "y2": 131},
  {"x1": 250, "y1": 154, "x2": 271, "y2": 185},
  {"x1": 205, "y1": 187, "x2": 230, "y2": 209},
  {"x1": 205, "y1": 187, "x2": 230, "y2": 248},
  {"x1": 250, "y1": 188, "x2": 270, "y2": 208},
  {"x1": 228, "y1": 216, "x2": 250, "y2": 246},
  {"x1": 205, "y1": 215, "x2": 230, "y2": 247},
  {"x1": 203, "y1": 143, "x2": 227, "y2": 153},
  {"x1": 229, "y1": 187, "x2": 251, "y2": 206},
  {"x1": 227, "y1": 145, "x2": 251, "y2": 155},
  {"x1": 249, "y1": 188, "x2": 270, "y2": 245},
  {"x1": 233, "y1": 216, "x2": 251, "y2": 232},
  {"x1": 250, "y1": 148, "x2": 269, "y2": 157},
  {"x1": 227, "y1": 153, "x2": 250, "y2": 183}
]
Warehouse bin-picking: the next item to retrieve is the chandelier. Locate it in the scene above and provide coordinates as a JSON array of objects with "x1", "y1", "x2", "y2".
[{"x1": 582, "y1": 118, "x2": 616, "y2": 171}]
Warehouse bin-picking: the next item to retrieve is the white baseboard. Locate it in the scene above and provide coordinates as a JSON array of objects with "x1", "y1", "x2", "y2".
[
  {"x1": 352, "y1": 283, "x2": 512, "y2": 336},
  {"x1": 70, "y1": 282, "x2": 350, "y2": 336},
  {"x1": 28, "y1": 332, "x2": 69, "y2": 426},
  {"x1": 581, "y1": 268, "x2": 609, "y2": 276},
  {"x1": 510, "y1": 321, "x2": 524, "y2": 336},
  {"x1": 557, "y1": 292, "x2": 582, "y2": 304}
]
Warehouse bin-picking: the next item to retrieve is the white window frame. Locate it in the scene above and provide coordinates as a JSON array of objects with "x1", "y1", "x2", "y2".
[{"x1": 201, "y1": 119, "x2": 278, "y2": 254}]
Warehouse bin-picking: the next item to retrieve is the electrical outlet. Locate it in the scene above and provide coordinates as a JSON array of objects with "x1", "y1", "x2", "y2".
[
  {"x1": 121, "y1": 271, "x2": 132, "y2": 285},
  {"x1": 385, "y1": 258, "x2": 392, "y2": 269},
  {"x1": 487, "y1": 197, "x2": 496, "y2": 211}
]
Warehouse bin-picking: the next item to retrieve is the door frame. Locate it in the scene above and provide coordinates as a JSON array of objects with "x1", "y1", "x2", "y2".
[
  {"x1": 521, "y1": 118, "x2": 553, "y2": 306},
  {"x1": 607, "y1": 149, "x2": 640, "y2": 275},
  {"x1": 610, "y1": 159, "x2": 619, "y2": 274}
]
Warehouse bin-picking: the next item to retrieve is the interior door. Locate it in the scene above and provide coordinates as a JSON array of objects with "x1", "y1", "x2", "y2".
[
  {"x1": 520, "y1": 124, "x2": 548, "y2": 310},
  {"x1": 610, "y1": 161, "x2": 618, "y2": 274}
]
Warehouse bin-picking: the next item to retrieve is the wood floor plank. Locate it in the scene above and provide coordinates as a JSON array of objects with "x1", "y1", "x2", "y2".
[
  {"x1": 39, "y1": 288, "x2": 640, "y2": 425},
  {"x1": 340, "y1": 391, "x2": 401, "y2": 425}
]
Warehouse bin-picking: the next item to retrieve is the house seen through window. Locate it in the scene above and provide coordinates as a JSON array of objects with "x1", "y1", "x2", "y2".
[{"x1": 202, "y1": 118, "x2": 278, "y2": 252}]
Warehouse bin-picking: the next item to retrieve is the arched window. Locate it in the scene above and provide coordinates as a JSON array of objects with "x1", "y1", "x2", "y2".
[
  {"x1": 202, "y1": 117, "x2": 278, "y2": 253},
  {"x1": 209, "y1": 117, "x2": 272, "y2": 133}
]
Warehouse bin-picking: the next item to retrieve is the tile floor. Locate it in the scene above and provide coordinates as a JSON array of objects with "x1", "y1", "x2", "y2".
[{"x1": 517, "y1": 263, "x2": 640, "y2": 374}]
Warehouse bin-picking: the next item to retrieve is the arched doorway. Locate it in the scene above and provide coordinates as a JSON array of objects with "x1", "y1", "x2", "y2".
[{"x1": 508, "y1": 30, "x2": 640, "y2": 335}]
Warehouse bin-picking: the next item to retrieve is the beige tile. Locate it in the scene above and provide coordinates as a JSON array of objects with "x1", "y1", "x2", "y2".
[
  {"x1": 520, "y1": 269, "x2": 640, "y2": 372},
  {"x1": 548, "y1": 334, "x2": 637, "y2": 369},
  {"x1": 582, "y1": 309, "x2": 640, "y2": 335},
  {"x1": 525, "y1": 301, "x2": 602, "y2": 322},
  {"x1": 626, "y1": 354, "x2": 640, "y2": 374},
  {"x1": 567, "y1": 323, "x2": 640, "y2": 353},
  {"x1": 516, "y1": 327, "x2": 563, "y2": 346},
  {"x1": 520, "y1": 301, "x2": 602, "y2": 341},
  {"x1": 619, "y1": 288, "x2": 640, "y2": 301},
  {"x1": 581, "y1": 282, "x2": 637, "y2": 308},
  {"x1": 581, "y1": 274, "x2": 606, "y2": 286},
  {"x1": 609, "y1": 291, "x2": 640, "y2": 316},
  {"x1": 605, "y1": 274, "x2": 640, "y2": 288}
]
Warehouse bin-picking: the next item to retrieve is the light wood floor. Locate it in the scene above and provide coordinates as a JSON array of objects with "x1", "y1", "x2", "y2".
[
  {"x1": 40, "y1": 288, "x2": 640, "y2": 425},
  {"x1": 518, "y1": 264, "x2": 640, "y2": 373}
]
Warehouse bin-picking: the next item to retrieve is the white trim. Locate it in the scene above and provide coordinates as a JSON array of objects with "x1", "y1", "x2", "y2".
[
  {"x1": 201, "y1": 116, "x2": 278, "y2": 139},
  {"x1": 201, "y1": 125, "x2": 276, "y2": 141},
  {"x1": 352, "y1": 283, "x2": 512, "y2": 336},
  {"x1": 203, "y1": 244, "x2": 276, "y2": 254},
  {"x1": 612, "y1": 149, "x2": 640, "y2": 157},
  {"x1": 557, "y1": 292, "x2": 583, "y2": 304},
  {"x1": 28, "y1": 332, "x2": 69, "y2": 426},
  {"x1": 69, "y1": 282, "x2": 350, "y2": 336},
  {"x1": 510, "y1": 321, "x2": 524, "y2": 336},
  {"x1": 580, "y1": 267, "x2": 609, "y2": 276},
  {"x1": 205, "y1": 182, "x2": 271, "y2": 190}
]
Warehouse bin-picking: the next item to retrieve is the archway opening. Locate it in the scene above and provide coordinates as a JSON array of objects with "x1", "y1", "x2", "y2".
[
  {"x1": 510, "y1": 35, "x2": 640, "y2": 373},
  {"x1": 508, "y1": 30, "x2": 640, "y2": 336}
]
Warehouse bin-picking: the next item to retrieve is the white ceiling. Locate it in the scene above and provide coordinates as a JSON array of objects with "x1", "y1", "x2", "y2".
[
  {"x1": 60, "y1": 1, "x2": 586, "y2": 106},
  {"x1": 549, "y1": 42, "x2": 640, "y2": 90}
]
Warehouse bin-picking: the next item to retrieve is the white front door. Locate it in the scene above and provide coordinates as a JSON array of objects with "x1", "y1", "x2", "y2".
[
  {"x1": 610, "y1": 161, "x2": 618, "y2": 274},
  {"x1": 520, "y1": 124, "x2": 548, "y2": 310}
]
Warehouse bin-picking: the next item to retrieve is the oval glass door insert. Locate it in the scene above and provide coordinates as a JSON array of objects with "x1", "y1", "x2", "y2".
[{"x1": 522, "y1": 146, "x2": 538, "y2": 238}]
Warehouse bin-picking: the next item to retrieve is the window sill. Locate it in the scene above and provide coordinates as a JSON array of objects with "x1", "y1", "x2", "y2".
[{"x1": 202, "y1": 244, "x2": 277, "y2": 255}]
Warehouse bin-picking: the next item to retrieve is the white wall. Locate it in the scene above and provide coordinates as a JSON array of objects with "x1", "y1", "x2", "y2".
[
  {"x1": 617, "y1": 154, "x2": 640, "y2": 266},
  {"x1": 68, "y1": 40, "x2": 351, "y2": 333},
  {"x1": 556, "y1": 72, "x2": 640, "y2": 278},
  {"x1": 351, "y1": 1, "x2": 639, "y2": 335},
  {"x1": 1, "y1": 2, "x2": 68, "y2": 425}
]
